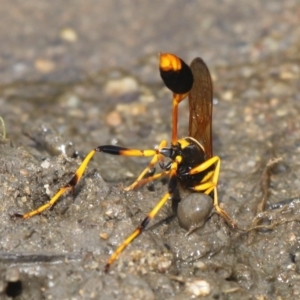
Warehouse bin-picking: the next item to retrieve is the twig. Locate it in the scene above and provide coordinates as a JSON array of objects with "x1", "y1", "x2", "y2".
[
  {"x1": 0, "y1": 116, "x2": 6, "y2": 139},
  {"x1": 248, "y1": 157, "x2": 282, "y2": 241}
]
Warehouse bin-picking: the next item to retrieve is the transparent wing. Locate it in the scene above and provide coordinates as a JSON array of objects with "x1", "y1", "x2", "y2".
[{"x1": 188, "y1": 57, "x2": 213, "y2": 158}]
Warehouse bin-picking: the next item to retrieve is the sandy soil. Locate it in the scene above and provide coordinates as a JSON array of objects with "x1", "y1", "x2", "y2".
[{"x1": 0, "y1": 1, "x2": 300, "y2": 299}]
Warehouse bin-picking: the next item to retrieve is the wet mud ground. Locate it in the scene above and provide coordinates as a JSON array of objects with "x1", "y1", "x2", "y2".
[{"x1": 0, "y1": 1, "x2": 300, "y2": 299}]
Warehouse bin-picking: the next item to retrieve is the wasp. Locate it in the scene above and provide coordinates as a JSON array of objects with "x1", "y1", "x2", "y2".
[{"x1": 13, "y1": 53, "x2": 236, "y2": 272}]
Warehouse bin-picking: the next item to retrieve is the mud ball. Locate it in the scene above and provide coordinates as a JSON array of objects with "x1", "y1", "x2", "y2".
[{"x1": 177, "y1": 193, "x2": 213, "y2": 231}]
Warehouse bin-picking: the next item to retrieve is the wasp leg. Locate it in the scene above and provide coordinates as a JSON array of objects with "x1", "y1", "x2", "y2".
[
  {"x1": 128, "y1": 170, "x2": 171, "y2": 190},
  {"x1": 13, "y1": 149, "x2": 98, "y2": 219},
  {"x1": 13, "y1": 145, "x2": 164, "y2": 219},
  {"x1": 105, "y1": 155, "x2": 182, "y2": 272},
  {"x1": 124, "y1": 140, "x2": 167, "y2": 191},
  {"x1": 188, "y1": 156, "x2": 237, "y2": 228}
]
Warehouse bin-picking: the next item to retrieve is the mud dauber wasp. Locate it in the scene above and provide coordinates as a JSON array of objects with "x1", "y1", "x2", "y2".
[{"x1": 13, "y1": 53, "x2": 236, "y2": 272}]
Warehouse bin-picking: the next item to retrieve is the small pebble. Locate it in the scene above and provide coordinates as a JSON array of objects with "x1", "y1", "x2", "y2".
[
  {"x1": 6, "y1": 268, "x2": 20, "y2": 282},
  {"x1": 41, "y1": 159, "x2": 51, "y2": 169},
  {"x1": 99, "y1": 232, "x2": 108, "y2": 240},
  {"x1": 60, "y1": 28, "x2": 78, "y2": 42},
  {"x1": 106, "y1": 110, "x2": 122, "y2": 127},
  {"x1": 34, "y1": 59, "x2": 56, "y2": 73},
  {"x1": 222, "y1": 90, "x2": 233, "y2": 101},
  {"x1": 186, "y1": 279, "x2": 211, "y2": 296},
  {"x1": 104, "y1": 77, "x2": 139, "y2": 97}
]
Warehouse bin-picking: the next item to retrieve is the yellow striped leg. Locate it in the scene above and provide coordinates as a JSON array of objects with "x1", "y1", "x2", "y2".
[{"x1": 189, "y1": 156, "x2": 236, "y2": 228}]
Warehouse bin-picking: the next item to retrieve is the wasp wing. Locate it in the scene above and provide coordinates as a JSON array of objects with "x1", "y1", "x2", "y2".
[{"x1": 188, "y1": 57, "x2": 213, "y2": 159}]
